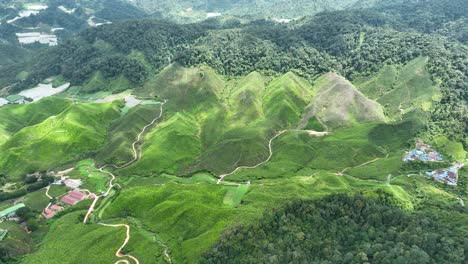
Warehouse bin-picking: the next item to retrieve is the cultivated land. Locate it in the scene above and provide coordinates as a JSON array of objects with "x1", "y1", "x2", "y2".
[{"x1": 0, "y1": 60, "x2": 466, "y2": 263}]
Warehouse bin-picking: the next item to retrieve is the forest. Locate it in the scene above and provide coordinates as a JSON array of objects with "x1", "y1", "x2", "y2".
[
  {"x1": 7, "y1": 0, "x2": 466, "y2": 147},
  {"x1": 201, "y1": 194, "x2": 467, "y2": 263}
]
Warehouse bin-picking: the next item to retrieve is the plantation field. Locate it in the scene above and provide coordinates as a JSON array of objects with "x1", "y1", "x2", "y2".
[
  {"x1": 3, "y1": 61, "x2": 466, "y2": 264},
  {"x1": 21, "y1": 212, "x2": 124, "y2": 264},
  {"x1": 0, "y1": 101, "x2": 122, "y2": 179},
  {"x1": 94, "y1": 163, "x2": 465, "y2": 263},
  {"x1": 356, "y1": 57, "x2": 440, "y2": 120}
]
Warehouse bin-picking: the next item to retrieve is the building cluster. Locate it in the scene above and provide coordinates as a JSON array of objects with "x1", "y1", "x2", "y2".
[
  {"x1": 403, "y1": 140, "x2": 466, "y2": 186},
  {"x1": 16, "y1": 32, "x2": 58, "y2": 46},
  {"x1": 426, "y1": 163, "x2": 464, "y2": 186},
  {"x1": 42, "y1": 205, "x2": 63, "y2": 219},
  {"x1": 60, "y1": 190, "x2": 88, "y2": 206},
  {"x1": 403, "y1": 141, "x2": 443, "y2": 162}
]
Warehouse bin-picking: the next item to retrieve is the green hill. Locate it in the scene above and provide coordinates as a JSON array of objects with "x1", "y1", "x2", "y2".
[
  {"x1": 0, "y1": 101, "x2": 122, "y2": 179},
  {"x1": 95, "y1": 104, "x2": 163, "y2": 166},
  {"x1": 357, "y1": 57, "x2": 440, "y2": 120},
  {"x1": 0, "y1": 97, "x2": 72, "y2": 146},
  {"x1": 299, "y1": 72, "x2": 386, "y2": 130},
  {"x1": 263, "y1": 72, "x2": 314, "y2": 128},
  {"x1": 137, "y1": 64, "x2": 224, "y2": 111}
]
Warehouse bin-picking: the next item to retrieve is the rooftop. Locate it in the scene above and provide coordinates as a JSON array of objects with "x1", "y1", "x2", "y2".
[
  {"x1": 69, "y1": 190, "x2": 86, "y2": 200},
  {"x1": 50, "y1": 205, "x2": 63, "y2": 211},
  {"x1": 61, "y1": 196, "x2": 79, "y2": 205},
  {"x1": 0, "y1": 203, "x2": 25, "y2": 218}
]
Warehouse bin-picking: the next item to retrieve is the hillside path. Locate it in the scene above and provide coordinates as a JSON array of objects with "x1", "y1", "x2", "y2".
[
  {"x1": 98, "y1": 223, "x2": 140, "y2": 264},
  {"x1": 217, "y1": 130, "x2": 287, "y2": 184},
  {"x1": 217, "y1": 129, "x2": 330, "y2": 184},
  {"x1": 82, "y1": 100, "x2": 167, "y2": 264},
  {"x1": 84, "y1": 100, "x2": 166, "y2": 224},
  {"x1": 45, "y1": 185, "x2": 53, "y2": 199}
]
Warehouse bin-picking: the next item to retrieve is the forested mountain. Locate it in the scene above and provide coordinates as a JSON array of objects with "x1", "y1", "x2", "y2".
[
  {"x1": 126, "y1": 0, "x2": 385, "y2": 22},
  {"x1": 0, "y1": 1, "x2": 466, "y2": 263},
  {"x1": 5, "y1": 0, "x2": 466, "y2": 146},
  {"x1": 0, "y1": 0, "x2": 149, "y2": 79}
]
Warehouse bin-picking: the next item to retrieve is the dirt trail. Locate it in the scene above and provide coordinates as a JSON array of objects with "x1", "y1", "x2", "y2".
[
  {"x1": 84, "y1": 100, "x2": 166, "y2": 224},
  {"x1": 217, "y1": 130, "x2": 287, "y2": 184},
  {"x1": 336, "y1": 155, "x2": 389, "y2": 176},
  {"x1": 99, "y1": 223, "x2": 140, "y2": 264},
  {"x1": 82, "y1": 100, "x2": 167, "y2": 264},
  {"x1": 45, "y1": 185, "x2": 53, "y2": 199},
  {"x1": 113, "y1": 100, "x2": 167, "y2": 169},
  {"x1": 217, "y1": 129, "x2": 330, "y2": 184}
]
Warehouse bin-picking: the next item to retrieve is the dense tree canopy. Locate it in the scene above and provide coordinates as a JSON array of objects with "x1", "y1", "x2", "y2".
[
  {"x1": 6, "y1": 0, "x2": 468, "y2": 146},
  {"x1": 202, "y1": 194, "x2": 467, "y2": 264}
]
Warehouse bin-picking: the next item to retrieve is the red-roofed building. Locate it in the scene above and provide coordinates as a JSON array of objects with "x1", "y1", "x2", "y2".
[
  {"x1": 61, "y1": 196, "x2": 79, "y2": 205},
  {"x1": 42, "y1": 208, "x2": 56, "y2": 219},
  {"x1": 50, "y1": 205, "x2": 63, "y2": 212},
  {"x1": 69, "y1": 190, "x2": 86, "y2": 200}
]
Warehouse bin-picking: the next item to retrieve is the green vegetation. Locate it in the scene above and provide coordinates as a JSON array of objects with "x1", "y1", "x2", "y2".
[
  {"x1": 96, "y1": 104, "x2": 162, "y2": 166},
  {"x1": 21, "y1": 211, "x2": 124, "y2": 264},
  {"x1": 0, "y1": 97, "x2": 72, "y2": 146},
  {"x1": 300, "y1": 72, "x2": 385, "y2": 130},
  {"x1": 202, "y1": 194, "x2": 467, "y2": 263},
  {"x1": 357, "y1": 57, "x2": 439, "y2": 119},
  {"x1": 223, "y1": 185, "x2": 249, "y2": 207},
  {"x1": 0, "y1": 1, "x2": 466, "y2": 263},
  {"x1": 103, "y1": 183, "x2": 239, "y2": 263},
  {"x1": 0, "y1": 101, "x2": 122, "y2": 179},
  {"x1": 0, "y1": 221, "x2": 34, "y2": 262}
]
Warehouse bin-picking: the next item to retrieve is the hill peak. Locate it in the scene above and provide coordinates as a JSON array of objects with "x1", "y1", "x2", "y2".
[{"x1": 299, "y1": 72, "x2": 386, "y2": 130}]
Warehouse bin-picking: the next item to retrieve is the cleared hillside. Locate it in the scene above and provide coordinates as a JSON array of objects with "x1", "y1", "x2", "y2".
[{"x1": 299, "y1": 72, "x2": 386, "y2": 130}]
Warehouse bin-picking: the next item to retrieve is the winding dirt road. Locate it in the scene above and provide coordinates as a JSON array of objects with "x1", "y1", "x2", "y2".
[
  {"x1": 98, "y1": 223, "x2": 140, "y2": 264},
  {"x1": 45, "y1": 185, "x2": 53, "y2": 199},
  {"x1": 217, "y1": 130, "x2": 287, "y2": 184},
  {"x1": 216, "y1": 129, "x2": 333, "y2": 184},
  {"x1": 82, "y1": 100, "x2": 167, "y2": 264},
  {"x1": 114, "y1": 100, "x2": 167, "y2": 169}
]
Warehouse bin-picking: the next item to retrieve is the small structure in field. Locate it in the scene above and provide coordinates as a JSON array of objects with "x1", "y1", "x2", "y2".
[
  {"x1": 61, "y1": 196, "x2": 79, "y2": 206},
  {"x1": 5, "y1": 95, "x2": 26, "y2": 104},
  {"x1": 42, "y1": 204, "x2": 64, "y2": 219},
  {"x1": 64, "y1": 179, "x2": 82, "y2": 189}
]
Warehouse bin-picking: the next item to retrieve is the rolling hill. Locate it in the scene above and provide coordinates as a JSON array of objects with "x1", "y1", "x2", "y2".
[
  {"x1": 0, "y1": 1, "x2": 466, "y2": 263},
  {"x1": 299, "y1": 72, "x2": 386, "y2": 130},
  {"x1": 0, "y1": 100, "x2": 122, "y2": 179}
]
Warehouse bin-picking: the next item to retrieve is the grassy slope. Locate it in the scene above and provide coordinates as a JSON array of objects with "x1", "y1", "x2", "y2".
[
  {"x1": 0, "y1": 97, "x2": 72, "y2": 146},
  {"x1": 300, "y1": 72, "x2": 386, "y2": 130},
  {"x1": 0, "y1": 101, "x2": 122, "y2": 179},
  {"x1": 357, "y1": 56, "x2": 439, "y2": 119},
  {"x1": 226, "y1": 123, "x2": 405, "y2": 181},
  {"x1": 103, "y1": 183, "x2": 240, "y2": 263},
  {"x1": 21, "y1": 212, "x2": 124, "y2": 264},
  {"x1": 81, "y1": 72, "x2": 132, "y2": 94},
  {"x1": 18, "y1": 61, "x2": 467, "y2": 263},
  {"x1": 95, "y1": 104, "x2": 162, "y2": 166},
  {"x1": 122, "y1": 66, "x2": 400, "y2": 177},
  {"x1": 101, "y1": 163, "x2": 464, "y2": 263},
  {"x1": 119, "y1": 112, "x2": 202, "y2": 176},
  {"x1": 263, "y1": 72, "x2": 314, "y2": 128}
]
